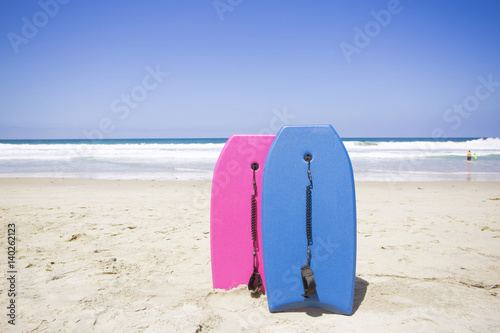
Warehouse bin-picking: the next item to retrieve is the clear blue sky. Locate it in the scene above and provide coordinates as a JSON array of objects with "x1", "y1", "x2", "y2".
[{"x1": 1, "y1": 0, "x2": 499, "y2": 139}]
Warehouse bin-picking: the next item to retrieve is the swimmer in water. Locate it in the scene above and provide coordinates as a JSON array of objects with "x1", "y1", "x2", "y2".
[{"x1": 467, "y1": 150, "x2": 472, "y2": 161}]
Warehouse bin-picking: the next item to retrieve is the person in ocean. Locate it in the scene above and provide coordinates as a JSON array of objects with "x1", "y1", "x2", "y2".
[
  {"x1": 474, "y1": 153, "x2": 478, "y2": 160},
  {"x1": 467, "y1": 151, "x2": 472, "y2": 161}
]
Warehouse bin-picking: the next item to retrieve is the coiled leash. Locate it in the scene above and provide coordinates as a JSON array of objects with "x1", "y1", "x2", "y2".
[
  {"x1": 248, "y1": 162, "x2": 263, "y2": 292},
  {"x1": 301, "y1": 153, "x2": 316, "y2": 298}
]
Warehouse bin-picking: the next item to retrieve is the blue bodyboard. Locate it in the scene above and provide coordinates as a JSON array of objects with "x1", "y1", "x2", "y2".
[{"x1": 261, "y1": 125, "x2": 357, "y2": 314}]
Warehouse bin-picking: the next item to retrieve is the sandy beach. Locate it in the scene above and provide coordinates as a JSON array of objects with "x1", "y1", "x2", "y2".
[{"x1": 0, "y1": 179, "x2": 499, "y2": 332}]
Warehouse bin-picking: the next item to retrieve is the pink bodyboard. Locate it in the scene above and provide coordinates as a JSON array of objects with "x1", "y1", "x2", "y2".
[{"x1": 210, "y1": 134, "x2": 275, "y2": 291}]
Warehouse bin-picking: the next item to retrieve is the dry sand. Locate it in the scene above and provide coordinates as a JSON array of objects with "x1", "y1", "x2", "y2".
[{"x1": 0, "y1": 179, "x2": 499, "y2": 332}]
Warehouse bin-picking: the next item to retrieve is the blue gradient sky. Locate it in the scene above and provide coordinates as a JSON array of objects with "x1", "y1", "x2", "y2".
[{"x1": 1, "y1": 1, "x2": 499, "y2": 139}]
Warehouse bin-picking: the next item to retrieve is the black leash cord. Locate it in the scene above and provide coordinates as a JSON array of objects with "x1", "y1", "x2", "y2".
[
  {"x1": 301, "y1": 153, "x2": 316, "y2": 298},
  {"x1": 248, "y1": 162, "x2": 262, "y2": 292},
  {"x1": 251, "y1": 166, "x2": 258, "y2": 252},
  {"x1": 306, "y1": 160, "x2": 313, "y2": 261}
]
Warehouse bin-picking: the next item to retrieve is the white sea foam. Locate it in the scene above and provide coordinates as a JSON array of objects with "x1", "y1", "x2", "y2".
[
  {"x1": 345, "y1": 138, "x2": 500, "y2": 158},
  {"x1": 0, "y1": 138, "x2": 499, "y2": 181}
]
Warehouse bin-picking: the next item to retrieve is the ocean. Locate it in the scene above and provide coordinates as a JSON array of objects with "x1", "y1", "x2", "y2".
[{"x1": 0, "y1": 137, "x2": 499, "y2": 182}]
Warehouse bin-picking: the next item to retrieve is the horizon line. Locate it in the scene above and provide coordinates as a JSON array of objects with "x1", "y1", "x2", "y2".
[{"x1": 0, "y1": 136, "x2": 496, "y2": 142}]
